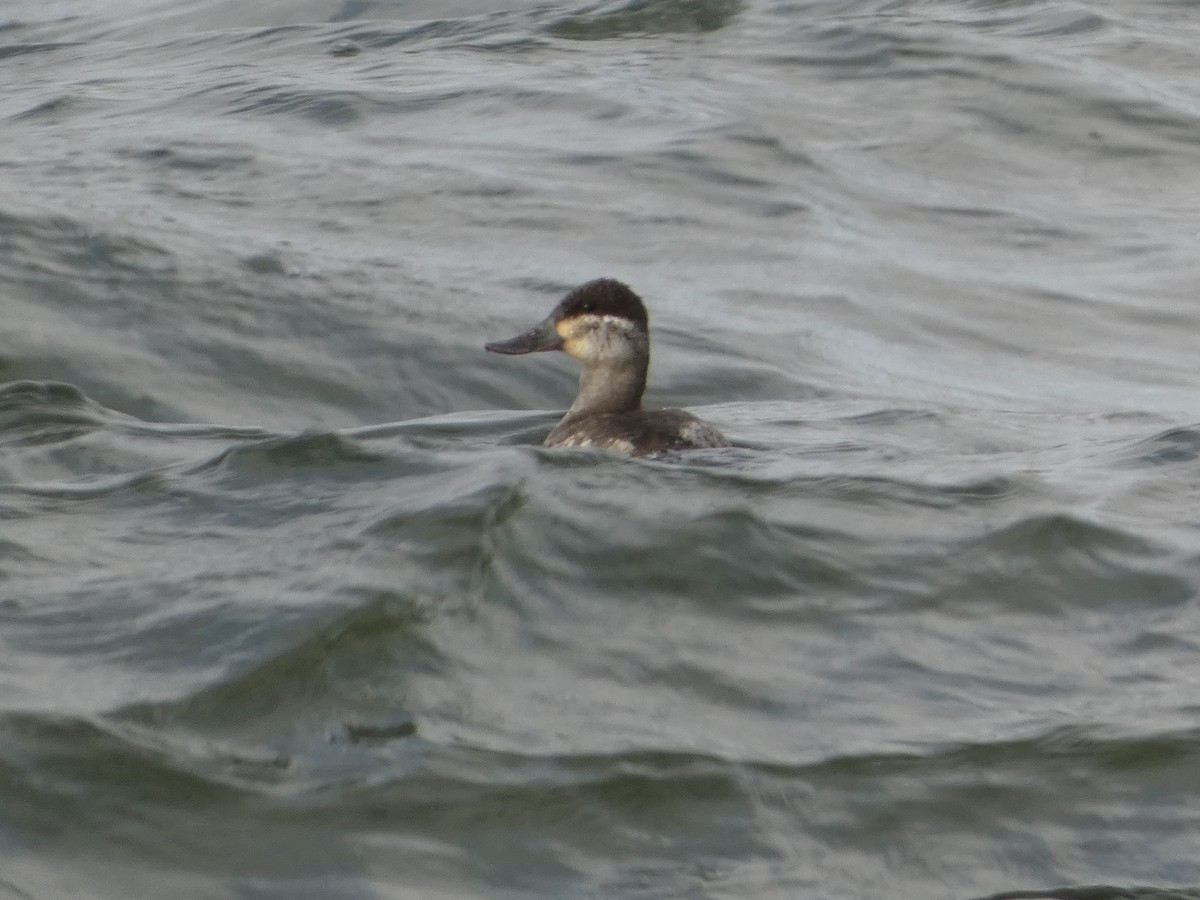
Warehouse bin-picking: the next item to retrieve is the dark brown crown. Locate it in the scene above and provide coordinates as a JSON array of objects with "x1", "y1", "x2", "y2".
[{"x1": 554, "y1": 279, "x2": 648, "y2": 331}]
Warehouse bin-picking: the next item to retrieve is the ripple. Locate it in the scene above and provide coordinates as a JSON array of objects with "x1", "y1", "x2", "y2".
[
  {"x1": 0, "y1": 380, "x2": 109, "y2": 447},
  {"x1": 545, "y1": 0, "x2": 745, "y2": 39},
  {"x1": 932, "y1": 513, "x2": 1192, "y2": 613},
  {"x1": 118, "y1": 594, "x2": 436, "y2": 736},
  {"x1": 974, "y1": 888, "x2": 1200, "y2": 900},
  {"x1": 0, "y1": 41, "x2": 79, "y2": 61},
  {"x1": 193, "y1": 430, "x2": 390, "y2": 476},
  {"x1": 1124, "y1": 426, "x2": 1200, "y2": 467}
]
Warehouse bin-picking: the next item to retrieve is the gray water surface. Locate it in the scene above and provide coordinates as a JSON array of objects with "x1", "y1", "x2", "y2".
[{"x1": 3, "y1": 1, "x2": 1200, "y2": 898}]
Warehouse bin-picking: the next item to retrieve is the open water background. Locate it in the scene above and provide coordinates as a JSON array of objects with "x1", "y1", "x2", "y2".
[{"x1": 3, "y1": 1, "x2": 1200, "y2": 898}]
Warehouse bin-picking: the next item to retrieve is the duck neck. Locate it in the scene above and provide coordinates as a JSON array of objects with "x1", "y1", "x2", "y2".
[{"x1": 566, "y1": 358, "x2": 647, "y2": 419}]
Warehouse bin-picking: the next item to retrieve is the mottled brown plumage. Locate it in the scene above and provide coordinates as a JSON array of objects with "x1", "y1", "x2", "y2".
[{"x1": 486, "y1": 279, "x2": 729, "y2": 456}]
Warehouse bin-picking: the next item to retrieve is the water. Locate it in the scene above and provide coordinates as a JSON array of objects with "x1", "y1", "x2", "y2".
[{"x1": 3, "y1": 1, "x2": 1200, "y2": 897}]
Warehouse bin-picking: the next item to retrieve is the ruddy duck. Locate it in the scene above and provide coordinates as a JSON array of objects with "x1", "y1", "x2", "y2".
[{"x1": 485, "y1": 278, "x2": 730, "y2": 456}]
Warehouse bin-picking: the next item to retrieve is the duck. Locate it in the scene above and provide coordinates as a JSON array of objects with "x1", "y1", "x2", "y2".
[{"x1": 485, "y1": 278, "x2": 730, "y2": 456}]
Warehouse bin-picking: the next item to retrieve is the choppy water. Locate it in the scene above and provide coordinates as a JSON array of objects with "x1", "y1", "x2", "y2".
[{"x1": 3, "y1": 1, "x2": 1200, "y2": 898}]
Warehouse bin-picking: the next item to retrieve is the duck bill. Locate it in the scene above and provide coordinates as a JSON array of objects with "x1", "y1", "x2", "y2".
[{"x1": 484, "y1": 316, "x2": 563, "y2": 355}]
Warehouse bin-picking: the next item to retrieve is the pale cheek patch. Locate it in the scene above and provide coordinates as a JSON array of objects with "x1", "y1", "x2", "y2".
[{"x1": 558, "y1": 314, "x2": 641, "y2": 361}]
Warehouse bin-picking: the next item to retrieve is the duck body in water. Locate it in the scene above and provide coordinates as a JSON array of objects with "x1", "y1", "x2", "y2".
[{"x1": 485, "y1": 278, "x2": 730, "y2": 456}]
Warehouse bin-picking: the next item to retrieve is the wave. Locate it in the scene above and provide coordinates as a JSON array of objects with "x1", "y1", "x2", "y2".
[
  {"x1": 545, "y1": 0, "x2": 745, "y2": 40},
  {"x1": 975, "y1": 886, "x2": 1200, "y2": 900}
]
